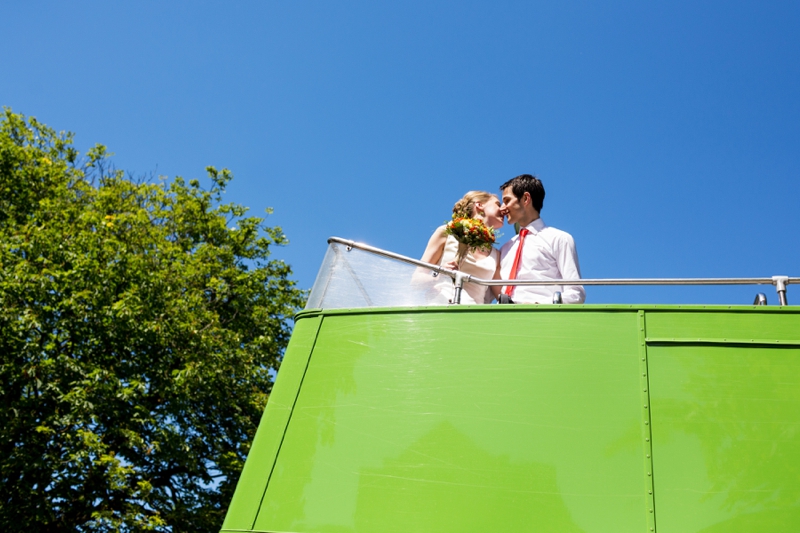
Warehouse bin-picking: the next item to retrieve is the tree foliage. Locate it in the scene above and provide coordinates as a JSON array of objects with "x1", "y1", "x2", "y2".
[{"x1": 0, "y1": 109, "x2": 306, "y2": 532}]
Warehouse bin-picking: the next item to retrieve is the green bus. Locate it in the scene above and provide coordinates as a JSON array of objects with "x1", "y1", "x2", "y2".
[{"x1": 221, "y1": 238, "x2": 800, "y2": 533}]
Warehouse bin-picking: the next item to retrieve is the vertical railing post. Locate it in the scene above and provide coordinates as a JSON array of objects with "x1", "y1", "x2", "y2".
[
  {"x1": 452, "y1": 272, "x2": 468, "y2": 305},
  {"x1": 773, "y1": 276, "x2": 789, "y2": 306}
]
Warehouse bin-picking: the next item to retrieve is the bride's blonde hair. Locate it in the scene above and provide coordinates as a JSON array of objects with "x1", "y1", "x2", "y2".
[{"x1": 453, "y1": 191, "x2": 495, "y2": 219}]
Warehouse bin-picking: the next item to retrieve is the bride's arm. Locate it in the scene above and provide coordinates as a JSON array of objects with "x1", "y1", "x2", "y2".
[
  {"x1": 420, "y1": 226, "x2": 447, "y2": 265},
  {"x1": 490, "y1": 248, "x2": 503, "y2": 299},
  {"x1": 412, "y1": 226, "x2": 448, "y2": 283}
]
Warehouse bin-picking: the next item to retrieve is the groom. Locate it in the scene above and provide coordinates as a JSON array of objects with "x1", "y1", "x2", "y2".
[{"x1": 498, "y1": 174, "x2": 585, "y2": 304}]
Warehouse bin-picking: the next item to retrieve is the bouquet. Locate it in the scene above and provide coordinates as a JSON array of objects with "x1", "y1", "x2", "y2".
[{"x1": 444, "y1": 215, "x2": 497, "y2": 265}]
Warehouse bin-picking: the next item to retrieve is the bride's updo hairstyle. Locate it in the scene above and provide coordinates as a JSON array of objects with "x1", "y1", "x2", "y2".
[{"x1": 453, "y1": 191, "x2": 494, "y2": 219}]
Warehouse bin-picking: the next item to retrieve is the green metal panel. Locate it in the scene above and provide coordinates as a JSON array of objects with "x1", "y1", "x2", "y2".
[
  {"x1": 221, "y1": 315, "x2": 322, "y2": 531},
  {"x1": 644, "y1": 308, "x2": 800, "y2": 345},
  {"x1": 222, "y1": 306, "x2": 800, "y2": 533},
  {"x1": 250, "y1": 308, "x2": 649, "y2": 533},
  {"x1": 645, "y1": 308, "x2": 800, "y2": 533}
]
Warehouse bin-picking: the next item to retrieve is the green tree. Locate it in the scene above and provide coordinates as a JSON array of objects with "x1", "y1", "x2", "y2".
[{"x1": 0, "y1": 109, "x2": 306, "y2": 532}]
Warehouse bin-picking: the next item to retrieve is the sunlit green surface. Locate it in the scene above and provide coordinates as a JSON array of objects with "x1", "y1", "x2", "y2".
[
  {"x1": 222, "y1": 316, "x2": 322, "y2": 531},
  {"x1": 648, "y1": 347, "x2": 800, "y2": 532},
  {"x1": 223, "y1": 306, "x2": 800, "y2": 533}
]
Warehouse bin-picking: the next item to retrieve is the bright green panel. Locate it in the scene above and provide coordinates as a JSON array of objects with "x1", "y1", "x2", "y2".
[
  {"x1": 222, "y1": 315, "x2": 322, "y2": 531},
  {"x1": 255, "y1": 309, "x2": 648, "y2": 533},
  {"x1": 648, "y1": 344, "x2": 800, "y2": 533},
  {"x1": 645, "y1": 309, "x2": 800, "y2": 343}
]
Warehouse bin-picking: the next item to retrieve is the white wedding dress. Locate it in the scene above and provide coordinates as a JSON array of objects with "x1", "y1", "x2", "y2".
[{"x1": 431, "y1": 235, "x2": 499, "y2": 304}]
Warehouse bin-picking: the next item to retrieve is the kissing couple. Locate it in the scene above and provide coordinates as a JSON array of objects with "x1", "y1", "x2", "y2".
[{"x1": 420, "y1": 174, "x2": 586, "y2": 305}]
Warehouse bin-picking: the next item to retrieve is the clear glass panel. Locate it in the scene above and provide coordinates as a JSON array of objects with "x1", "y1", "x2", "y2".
[{"x1": 306, "y1": 243, "x2": 459, "y2": 309}]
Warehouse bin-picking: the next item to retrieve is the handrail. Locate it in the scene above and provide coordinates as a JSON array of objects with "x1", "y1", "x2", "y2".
[{"x1": 327, "y1": 237, "x2": 798, "y2": 305}]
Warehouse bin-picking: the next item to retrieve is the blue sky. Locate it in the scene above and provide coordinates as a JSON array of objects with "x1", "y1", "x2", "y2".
[{"x1": 4, "y1": 1, "x2": 799, "y2": 305}]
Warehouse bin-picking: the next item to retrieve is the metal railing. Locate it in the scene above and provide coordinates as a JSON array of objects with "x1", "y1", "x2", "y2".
[{"x1": 328, "y1": 237, "x2": 798, "y2": 306}]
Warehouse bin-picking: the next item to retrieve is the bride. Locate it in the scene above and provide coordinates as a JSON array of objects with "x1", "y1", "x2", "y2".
[{"x1": 419, "y1": 191, "x2": 505, "y2": 304}]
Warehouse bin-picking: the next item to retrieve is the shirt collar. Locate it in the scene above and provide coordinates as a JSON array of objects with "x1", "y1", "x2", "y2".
[{"x1": 522, "y1": 218, "x2": 546, "y2": 236}]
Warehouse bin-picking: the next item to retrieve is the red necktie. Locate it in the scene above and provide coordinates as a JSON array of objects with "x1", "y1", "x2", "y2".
[{"x1": 503, "y1": 228, "x2": 530, "y2": 297}]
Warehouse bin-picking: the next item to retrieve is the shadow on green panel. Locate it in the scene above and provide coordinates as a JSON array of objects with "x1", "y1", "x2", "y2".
[
  {"x1": 697, "y1": 507, "x2": 800, "y2": 533},
  {"x1": 354, "y1": 421, "x2": 585, "y2": 533}
]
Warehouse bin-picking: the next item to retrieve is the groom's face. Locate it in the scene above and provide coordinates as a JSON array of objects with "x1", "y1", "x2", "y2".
[{"x1": 500, "y1": 187, "x2": 526, "y2": 225}]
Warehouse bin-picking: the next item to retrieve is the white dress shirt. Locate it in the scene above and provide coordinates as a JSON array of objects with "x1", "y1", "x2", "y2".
[{"x1": 499, "y1": 218, "x2": 585, "y2": 304}]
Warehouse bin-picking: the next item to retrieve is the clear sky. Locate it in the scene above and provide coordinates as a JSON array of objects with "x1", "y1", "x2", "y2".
[{"x1": 3, "y1": 1, "x2": 799, "y2": 305}]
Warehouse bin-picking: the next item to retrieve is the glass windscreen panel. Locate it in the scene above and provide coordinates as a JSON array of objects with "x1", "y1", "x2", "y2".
[{"x1": 306, "y1": 242, "x2": 467, "y2": 309}]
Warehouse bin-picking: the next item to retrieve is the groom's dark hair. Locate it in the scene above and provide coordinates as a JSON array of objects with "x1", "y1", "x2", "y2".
[{"x1": 500, "y1": 174, "x2": 545, "y2": 213}]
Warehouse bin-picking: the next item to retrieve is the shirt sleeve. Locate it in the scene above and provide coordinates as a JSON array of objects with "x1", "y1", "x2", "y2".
[{"x1": 555, "y1": 234, "x2": 585, "y2": 304}]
